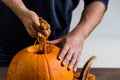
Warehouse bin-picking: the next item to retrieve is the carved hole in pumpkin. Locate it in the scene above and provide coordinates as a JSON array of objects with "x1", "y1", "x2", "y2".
[
  {"x1": 27, "y1": 44, "x2": 43, "y2": 53},
  {"x1": 27, "y1": 44, "x2": 53, "y2": 54}
]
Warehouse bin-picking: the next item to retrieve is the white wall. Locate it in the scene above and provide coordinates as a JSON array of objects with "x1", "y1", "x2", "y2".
[{"x1": 70, "y1": 0, "x2": 120, "y2": 68}]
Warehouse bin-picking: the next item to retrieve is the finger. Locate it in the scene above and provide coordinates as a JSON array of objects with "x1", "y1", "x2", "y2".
[
  {"x1": 34, "y1": 21, "x2": 40, "y2": 27},
  {"x1": 33, "y1": 17, "x2": 40, "y2": 27},
  {"x1": 32, "y1": 18, "x2": 41, "y2": 32},
  {"x1": 46, "y1": 29, "x2": 51, "y2": 36},
  {"x1": 33, "y1": 23, "x2": 41, "y2": 32},
  {"x1": 73, "y1": 53, "x2": 81, "y2": 72},
  {"x1": 28, "y1": 25, "x2": 38, "y2": 37},
  {"x1": 68, "y1": 52, "x2": 78, "y2": 70},
  {"x1": 33, "y1": 22, "x2": 51, "y2": 37},
  {"x1": 58, "y1": 45, "x2": 69, "y2": 60},
  {"x1": 41, "y1": 29, "x2": 51, "y2": 37},
  {"x1": 62, "y1": 48, "x2": 74, "y2": 66}
]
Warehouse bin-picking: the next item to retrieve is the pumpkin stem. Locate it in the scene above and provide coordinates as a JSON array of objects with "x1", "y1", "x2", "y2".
[{"x1": 79, "y1": 56, "x2": 96, "y2": 80}]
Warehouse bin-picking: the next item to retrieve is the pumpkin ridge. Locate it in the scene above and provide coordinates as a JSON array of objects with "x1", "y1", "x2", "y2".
[
  {"x1": 44, "y1": 53, "x2": 52, "y2": 80},
  {"x1": 19, "y1": 52, "x2": 34, "y2": 80},
  {"x1": 26, "y1": 53, "x2": 37, "y2": 80},
  {"x1": 37, "y1": 53, "x2": 38, "y2": 80},
  {"x1": 37, "y1": 54, "x2": 50, "y2": 80},
  {"x1": 7, "y1": 50, "x2": 32, "y2": 80},
  {"x1": 20, "y1": 52, "x2": 37, "y2": 80},
  {"x1": 8, "y1": 49, "x2": 28, "y2": 73}
]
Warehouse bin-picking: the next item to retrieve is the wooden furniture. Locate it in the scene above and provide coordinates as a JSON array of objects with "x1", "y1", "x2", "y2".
[{"x1": 0, "y1": 68, "x2": 120, "y2": 80}]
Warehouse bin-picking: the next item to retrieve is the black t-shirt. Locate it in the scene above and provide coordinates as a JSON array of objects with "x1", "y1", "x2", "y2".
[{"x1": 0, "y1": 0, "x2": 109, "y2": 66}]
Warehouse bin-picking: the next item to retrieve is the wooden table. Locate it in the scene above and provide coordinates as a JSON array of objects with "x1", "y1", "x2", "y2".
[
  {"x1": 77, "y1": 68, "x2": 120, "y2": 80},
  {"x1": 0, "y1": 68, "x2": 120, "y2": 80}
]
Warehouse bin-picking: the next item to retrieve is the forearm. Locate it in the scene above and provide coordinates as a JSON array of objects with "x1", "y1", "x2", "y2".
[
  {"x1": 1, "y1": 0, "x2": 44, "y2": 37},
  {"x1": 1, "y1": 0, "x2": 29, "y2": 19},
  {"x1": 72, "y1": 1, "x2": 106, "y2": 41}
]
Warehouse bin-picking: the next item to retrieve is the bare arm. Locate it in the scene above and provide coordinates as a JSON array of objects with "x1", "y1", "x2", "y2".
[
  {"x1": 68, "y1": 1, "x2": 106, "y2": 71},
  {"x1": 66, "y1": 1, "x2": 106, "y2": 71},
  {"x1": 1, "y1": 0, "x2": 50, "y2": 37},
  {"x1": 71, "y1": 1, "x2": 106, "y2": 42}
]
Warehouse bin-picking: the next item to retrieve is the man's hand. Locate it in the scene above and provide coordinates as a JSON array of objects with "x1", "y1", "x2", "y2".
[
  {"x1": 47, "y1": 31, "x2": 84, "y2": 72},
  {"x1": 19, "y1": 10, "x2": 50, "y2": 38},
  {"x1": 1, "y1": 0, "x2": 50, "y2": 38},
  {"x1": 19, "y1": 10, "x2": 40, "y2": 37}
]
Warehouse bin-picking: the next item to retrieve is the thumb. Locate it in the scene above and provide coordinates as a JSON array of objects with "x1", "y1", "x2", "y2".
[
  {"x1": 47, "y1": 38, "x2": 63, "y2": 45},
  {"x1": 33, "y1": 16, "x2": 41, "y2": 27},
  {"x1": 35, "y1": 18, "x2": 40, "y2": 27}
]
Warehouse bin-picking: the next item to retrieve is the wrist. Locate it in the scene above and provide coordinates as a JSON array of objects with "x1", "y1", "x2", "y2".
[
  {"x1": 10, "y1": 2, "x2": 29, "y2": 20},
  {"x1": 71, "y1": 24, "x2": 90, "y2": 42},
  {"x1": 16, "y1": 8, "x2": 29, "y2": 20}
]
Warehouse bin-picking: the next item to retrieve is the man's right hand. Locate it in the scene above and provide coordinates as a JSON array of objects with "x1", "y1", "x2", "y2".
[
  {"x1": 2, "y1": 0, "x2": 50, "y2": 38},
  {"x1": 19, "y1": 10, "x2": 51, "y2": 38}
]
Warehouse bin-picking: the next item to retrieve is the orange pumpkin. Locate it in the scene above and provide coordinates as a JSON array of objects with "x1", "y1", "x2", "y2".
[
  {"x1": 7, "y1": 33, "x2": 73, "y2": 80},
  {"x1": 6, "y1": 36, "x2": 96, "y2": 80},
  {"x1": 7, "y1": 17, "x2": 73, "y2": 80}
]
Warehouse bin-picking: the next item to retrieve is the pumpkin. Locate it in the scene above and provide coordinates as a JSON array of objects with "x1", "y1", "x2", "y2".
[
  {"x1": 7, "y1": 35, "x2": 73, "y2": 80},
  {"x1": 7, "y1": 18, "x2": 73, "y2": 80},
  {"x1": 7, "y1": 17, "x2": 96, "y2": 80}
]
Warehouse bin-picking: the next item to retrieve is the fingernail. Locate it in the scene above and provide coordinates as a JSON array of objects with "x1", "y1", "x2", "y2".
[
  {"x1": 62, "y1": 61, "x2": 66, "y2": 66},
  {"x1": 58, "y1": 56, "x2": 62, "y2": 60},
  {"x1": 38, "y1": 23, "x2": 40, "y2": 26},
  {"x1": 68, "y1": 66, "x2": 72, "y2": 70},
  {"x1": 37, "y1": 22, "x2": 40, "y2": 26},
  {"x1": 74, "y1": 69, "x2": 77, "y2": 72}
]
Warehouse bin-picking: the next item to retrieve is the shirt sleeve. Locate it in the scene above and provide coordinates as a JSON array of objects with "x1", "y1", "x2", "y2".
[{"x1": 84, "y1": 0, "x2": 109, "y2": 10}]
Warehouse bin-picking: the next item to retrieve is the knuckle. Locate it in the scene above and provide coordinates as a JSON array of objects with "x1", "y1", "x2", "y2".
[
  {"x1": 60, "y1": 51, "x2": 66, "y2": 57},
  {"x1": 73, "y1": 54, "x2": 78, "y2": 59},
  {"x1": 65, "y1": 57, "x2": 71, "y2": 62}
]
